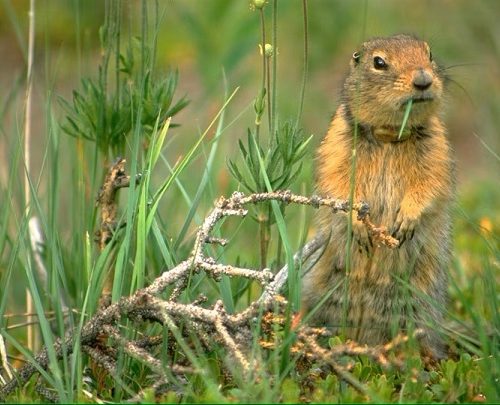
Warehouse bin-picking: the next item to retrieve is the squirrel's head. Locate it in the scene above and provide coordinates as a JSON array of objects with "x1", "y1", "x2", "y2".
[{"x1": 344, "y1": 34, "x2": 444, "y2": 130}]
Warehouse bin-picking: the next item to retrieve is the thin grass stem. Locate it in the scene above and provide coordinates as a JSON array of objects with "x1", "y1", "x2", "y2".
[
  {"x1": 271, "y1": 0, "x2": 278, "y2": 136},
  {"x1": 296, "y1": 0, "x2": 308, "y2": 126},
  {"x1": 24, "y1": 0, "x2": 36, "y2": 354}
]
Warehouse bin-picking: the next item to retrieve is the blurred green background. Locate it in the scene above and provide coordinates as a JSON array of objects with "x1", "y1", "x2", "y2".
[{"x1": 1, "y1": 0, "x2": 499, "y2": 187}]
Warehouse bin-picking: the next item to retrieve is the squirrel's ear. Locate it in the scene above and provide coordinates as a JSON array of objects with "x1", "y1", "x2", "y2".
[{"x1": 352, "y1": 51, "x2": 361, "y2": 64}]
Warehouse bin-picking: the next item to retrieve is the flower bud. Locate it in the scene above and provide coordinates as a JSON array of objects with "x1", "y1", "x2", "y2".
[
  {"x1": 264, "y1": 43, "x2": 273, "y2": 58},
  {"x1": 259, "y1": 43, "x2": 274, "y2": 58},
  {"x1": 250, "y1": 0, "x2": 266, "y2": 10}
]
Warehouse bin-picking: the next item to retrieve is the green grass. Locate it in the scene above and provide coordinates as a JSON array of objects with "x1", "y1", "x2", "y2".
[{"x1": 0, "y1": 0, "x2": 499, "y2": 403}]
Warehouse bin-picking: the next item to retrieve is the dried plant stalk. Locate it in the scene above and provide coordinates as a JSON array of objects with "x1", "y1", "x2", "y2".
[
  {"x1": 95, "y1": 157, "x2": 134, "y2": 251},
  {"x1": 0, "y1": 162, "x2": 404, "y2": 401}
]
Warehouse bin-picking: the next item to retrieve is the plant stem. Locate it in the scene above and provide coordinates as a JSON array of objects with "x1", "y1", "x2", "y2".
[
  {"x1": 141, "y1": 0, "x2": 147, "y2": 83},
  {"x1": 24, "y1": 0, "x2": 36, "y2": 353},
  {"x1": 257, "y1": 7, "x2": 270, "y2": 269},
  {"x1": 342, "y1": 110, "x2": 359, "y2": 338},
  {"x1": 266, "y1": 51, "x2": 272, "y2": 136},
  {"x1": 271, "y1": 0, "x2": 278, "y2": 136},
  {"x1": 341, "y1": 0, "x2": 367, "y2": 338},
  {"x1": 259, "y1": 213, "x2": 268, "y2": 270},
  {"x1": 296, "y1": 0, "x2": 308, "y2": 126},
  {"x1": 151, "y1": 0, "x2": 159, "y2": 74},
  {"x1": 271, "y1": 0, "x2": 280, "y2": 270},
  {"x1": 100, "y1": 0, "x2": 112, "y2": 162},
  {"x1": 24, "y1": 0, "x2": 35, "y2": 225},
  {"x1": 114, "y1": 0, "x2": 121, "y2": 109},
  {"x1": 276, "y1": 225, "x2": 282, "y2": 269},
  {"x1": 255, "y1": 7, "x2": 267, "y2": 143},
  {"x1": 259, "y1": 8, "x2": 266, "y2": 104}
]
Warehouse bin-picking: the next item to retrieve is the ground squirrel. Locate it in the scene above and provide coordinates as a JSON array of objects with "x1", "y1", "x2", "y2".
[{"x1": 302, "y1": 34, "x2": 455, "y2": 358}]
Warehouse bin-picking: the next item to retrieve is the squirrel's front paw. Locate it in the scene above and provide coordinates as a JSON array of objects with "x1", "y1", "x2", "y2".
[
  {"x1": 351, "y1": 215, "x2": 372, "y2": 254},
  {"x1": 391, "y1": 207, "x2": 418, "y2": 245}
]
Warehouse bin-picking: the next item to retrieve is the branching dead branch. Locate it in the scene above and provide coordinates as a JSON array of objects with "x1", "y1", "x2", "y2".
[{"x1": 0, "y1": 161, "x2": 405, "y2": 401}]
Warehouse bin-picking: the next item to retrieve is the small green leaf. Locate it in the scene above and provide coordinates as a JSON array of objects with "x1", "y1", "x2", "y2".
[
  {"x1": 398, "y1": 98, "x2": 413, "y2": 140},
  {"x1": 150, "y1": 117, "x2": 171, "y2": 168}
]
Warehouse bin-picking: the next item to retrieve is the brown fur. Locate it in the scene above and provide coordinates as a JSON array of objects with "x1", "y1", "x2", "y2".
[{"x1": 302, "y1": 35, "x2": 455, "y2": 358}]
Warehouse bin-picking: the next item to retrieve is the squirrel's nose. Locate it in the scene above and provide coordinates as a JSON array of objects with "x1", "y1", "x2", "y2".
[{"x1": 413, "y1": 69, "x2": 433, "y2": 90}]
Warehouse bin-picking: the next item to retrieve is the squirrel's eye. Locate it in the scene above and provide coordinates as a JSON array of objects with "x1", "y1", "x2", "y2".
[
  {"x1": 373, "y1": 56, "x2": 387, "y2": 69},
  {"x1": 352, "y1": 51, "x2": 361, "y2": 63}
]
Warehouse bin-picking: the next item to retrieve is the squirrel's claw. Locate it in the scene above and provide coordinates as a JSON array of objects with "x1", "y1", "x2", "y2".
[
  {"x1": 391, "y1": 210, "x2": 418, "y2": 246},
  {"x1": 351, "y1": 218, "x2": 372, "y2": 255}
]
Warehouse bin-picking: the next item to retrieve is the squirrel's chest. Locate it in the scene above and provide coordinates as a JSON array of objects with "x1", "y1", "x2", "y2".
[
  {"x1": 355, "y1": 144, "x2": 410, "y2": 217},
  {"x1": 318, "y1": 135, "x2": 420, "y2": 219}
]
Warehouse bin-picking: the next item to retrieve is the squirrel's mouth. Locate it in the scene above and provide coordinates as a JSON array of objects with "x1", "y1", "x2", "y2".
[
  {"x1": 402, "y1": 94, "x2": 434, "y2": 107},
  {"x1": 401, "y1": 94, "x2": 434, "y2": 106},
  {"x1": 412, "y1": 95, "x2": 434, "y2": 104}
]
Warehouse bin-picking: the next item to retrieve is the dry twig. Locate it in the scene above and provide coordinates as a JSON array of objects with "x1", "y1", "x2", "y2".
[
  {"x1": 0, "y1": 163, "x2": 403, "y2": 401},
  {"x1": 94, "y1": 157, "x2": 136, "y2": 251}
]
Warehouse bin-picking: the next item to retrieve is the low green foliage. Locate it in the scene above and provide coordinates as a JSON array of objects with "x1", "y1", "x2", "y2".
[
  {"x1": 60, "y1": 43, "x2": 188, "y2": 158},
  {"x1": 228, "y1": 122, "x2": 312, "y2": 195},
  {"x1": 256, "y1": 351, "x2": 491, "y2": 403}
]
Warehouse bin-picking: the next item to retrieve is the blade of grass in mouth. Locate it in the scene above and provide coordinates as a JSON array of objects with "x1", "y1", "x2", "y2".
[{"x1": 398, "y1": 98, "x2": 413, "y2": 140}]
